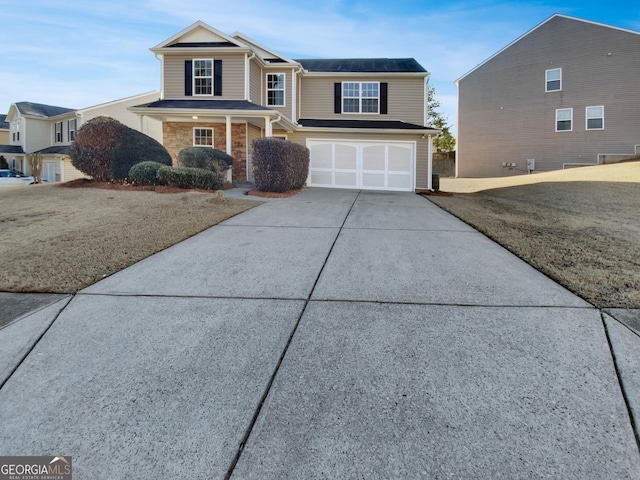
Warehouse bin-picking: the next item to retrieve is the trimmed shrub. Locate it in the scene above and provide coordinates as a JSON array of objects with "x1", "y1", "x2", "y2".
[
  {"x1": 108, "y1": 128, "x2": 172, "y2": 181},
  {"x1": 157, "y1": 166, "x2": 223, "y2": 190},
  {"x1": 177, "y1": 147, "x2": 232, "y2": 178},
  {"x1": 251, "y1": 138, "x2": 310, "y2": 192},
  {"x1": 70, "y1": 116, "x2": 125, "y2": 181},
  {"x1": 128, "y1": 161, "x2": 167, "y2": 186},
  {"x1": 70, "y1": 115, "x2": 171, "y2": 182}
]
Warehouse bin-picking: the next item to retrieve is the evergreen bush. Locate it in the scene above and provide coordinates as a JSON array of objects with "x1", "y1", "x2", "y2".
[
  {"x1": 157, "y1": 166, "x2": 223, "y2": 190},
  {"x1": 128, "y1": 161, "x2": 167, "y2": 185},
  {"x1": 177, "y1": 147, "x2": 232, "y2": 178},
  {"x1": 251, "y1": 138, "x2": 310, "y2": 192}
]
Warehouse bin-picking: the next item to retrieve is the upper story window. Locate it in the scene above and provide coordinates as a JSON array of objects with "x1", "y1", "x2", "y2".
[
  {"x1": 185, "y1": 59, "x2": 222, "y2": 97},
  {"x1": 194, "y1": 127, "x2": 213, "y2": 146},
  {"x1": 194, "y1": 59, "x2": 213, "y2": 95},
  {"x1": 556, "y1": 108, "x2": 572, "y2": 132},
  {"x1": 546, "y1": 68, "x2": 562, "y2": 92},
  {"x1": 586, "y1": 106, "x2": 604, "y2": 130},
  {"x1": 266, "y1": 73, "x2": 285, "y2": 106},
  {"x1": 11, "y1": 122, "x2": 19, "y2": 142},
  {"x1": 342, "y1": 82, "x2": 379, "y2": 113},
  {"x1": 55, "y1": 121, "x2": 63, "y2": 143},
  {"x1": 68, "y1": 119, "x2": 77, "y2": 141}
]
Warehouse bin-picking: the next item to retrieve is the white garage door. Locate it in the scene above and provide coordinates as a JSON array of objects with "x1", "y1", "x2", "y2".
[{"x1": 307, "y1": 140, "x2": 415, "y2": 191}]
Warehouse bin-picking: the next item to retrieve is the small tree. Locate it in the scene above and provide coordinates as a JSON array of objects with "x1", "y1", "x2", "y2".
[
  {"x1": 427, "y1": 82, "x2": 456, "y2": 152},
  {"x1": 26, "y1": 153, "x2": 43, "y2": 184}
]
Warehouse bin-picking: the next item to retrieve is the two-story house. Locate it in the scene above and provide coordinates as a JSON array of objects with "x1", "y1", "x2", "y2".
[
  {"x1": 456, "y1": 14, "x2": 640, "y2": 177},
  {"x1": 130, "y1": 21, "x2": 438, "y2": 191},
  {"x1": 1, "y1": 92, "x2": 161, "y2": 183}
]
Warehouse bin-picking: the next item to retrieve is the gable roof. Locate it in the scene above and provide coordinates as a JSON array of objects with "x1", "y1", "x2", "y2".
[
  {"x1": 456, "y1": 14, "x2": 640, "y2": 83},
  {"x1": 0, "y1": 114, "x2": 8, "y2": 130},
  {"x1": 14, "y1": 102, "x2": 75, "y2": 119},
  {"x1": 151, "y1": 21, "x2": 249, "y2": 52},
  {"x1": 297, "y1": 58, "x2": 426, "y2": 73},
  {"x1": 231, "y1": 32, "x2": 296, "y2": 64}
]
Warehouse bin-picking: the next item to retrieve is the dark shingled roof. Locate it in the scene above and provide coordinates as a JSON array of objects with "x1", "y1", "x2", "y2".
[
  {"x1": 295, "y1": 58, "x2": 427, "y2": 73},
  {"x1": 167, "y1": 42, "x2": 238, "y2": 48},
  {"x1": 298, "y1": 119, "x2": 430, "y2": 130},
  {"x1": 36, "y1": 145, "x2": 71, "y2": 155},
  {"x1": 15, "y1": 102, "x2": 75, "y2": 118},
  {"x1": 134, "y1": 99, "x2": 271, "y2": 111},
  {"x1": 0, "y1": 115, "x2": 8, "y2": 129},
  {"x1": 0, "y1": 145, "x2": 25, "y2": 154}
]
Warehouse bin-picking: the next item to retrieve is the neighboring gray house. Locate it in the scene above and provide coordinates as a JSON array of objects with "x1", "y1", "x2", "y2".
[
  {"x1": 131, "y1": 21, "x2": 439, "y2": 191},
  {"x1": 456, "y1": 14, "x2": 640, "y2": 177}
]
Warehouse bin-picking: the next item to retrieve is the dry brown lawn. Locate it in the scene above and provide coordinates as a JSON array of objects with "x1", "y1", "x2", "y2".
[
  {"x1": 0, "y1": 182, "x2": 261, "y2": 293},
  {"x1": 427, "y1": 161, "x2": 640, "y2": 309}
]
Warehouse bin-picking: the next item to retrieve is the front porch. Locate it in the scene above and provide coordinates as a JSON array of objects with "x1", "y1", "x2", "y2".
[{"x1": 130, "y1": 100, "x2": 295, "y2": 183}]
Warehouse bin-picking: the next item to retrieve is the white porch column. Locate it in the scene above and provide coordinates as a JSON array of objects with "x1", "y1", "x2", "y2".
[
  {"x1": 265, "y1": 116, "x2": 273, "y2": 137},
  {"x1": 427, "y1": 134, "x2": 433, "y2": 191},
  {"x1": 226, "y1": 115, "x2": 232, "y2": 182}
]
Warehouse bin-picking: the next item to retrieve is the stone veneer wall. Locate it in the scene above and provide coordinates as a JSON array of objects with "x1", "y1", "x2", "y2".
[{"x1": 163, "y1": 122, "x2": 248, "y2": 182}]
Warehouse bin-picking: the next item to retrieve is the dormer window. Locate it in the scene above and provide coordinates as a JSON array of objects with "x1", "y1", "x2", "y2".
[{"x1": 266, "y1": 73, "x2": 285, "y2": 106}]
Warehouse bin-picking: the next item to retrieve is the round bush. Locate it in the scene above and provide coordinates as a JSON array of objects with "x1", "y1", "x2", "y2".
[
  {"x1": 128, "y1": 161, "x2": 167, "y2": 186},
  {"x1": 108, "y1": 128, "x2": 172, "y2": 181},
  {"x1": 177, "y1": 147, "x2": 232, "y2": 178},
  {"x1": 157, "y1": 166, "x2": 223, "y2": 190},
  {"x1": 70, "y1": 117, "x2": 125, "y2": 181}
]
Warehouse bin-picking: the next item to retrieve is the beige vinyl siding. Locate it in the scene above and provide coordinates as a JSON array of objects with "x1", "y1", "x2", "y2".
[
  {"x1": 457, "y1": 16, "x2": 640, "y2": 177},
  {"x1": 287, "y1": 131, "x2": 430, "y2": 190},
  {"x1": 299, "y1": 76, "x2": 425, "y2": 125},
  {"x1": 163, "y1": 53, "x2": 245, "y2": 99},
  {"x1": 62, "y1": 158, "x2": 87, "y2": 182},
  {"x1": 249, "y1": 58, "x2": 262, "y2": 104}
]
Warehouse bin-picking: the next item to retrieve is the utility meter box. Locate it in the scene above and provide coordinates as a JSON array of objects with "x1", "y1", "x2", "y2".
[{"x1": 527, "y1": 159, "x2": 535, "y2": 172}]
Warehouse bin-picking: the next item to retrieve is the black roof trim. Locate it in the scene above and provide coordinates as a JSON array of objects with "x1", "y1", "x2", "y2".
[
  {"x1": 35, "y1": 145, "x2": 71, "y2": 155},
  {"x1": 0, "y1": 145, "x2": 25, "y2": 154},
  {"x1": 166, "y1": 42, "x2": 239, "y2": 48},
  {"x1": 295, "y1": 58, "x2": 427, "y2": 73},
  {"x1": 298, "y1": 119, "x2": 429, "y2": 130},
  {"x1": 134, "y1": 99, "x2": 271, "y2": 111}
]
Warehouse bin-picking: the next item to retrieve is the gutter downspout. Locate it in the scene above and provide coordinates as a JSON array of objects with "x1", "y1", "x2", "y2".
[
  {"x1": 155, "y1": 53, "x2": 164, "y2": 100},
  {"x1": 427, "y1": 134, "x2": 433, "y2": 191},
  {"x1": 245, "y1": 52, "x2": 256, "y2": 101}
]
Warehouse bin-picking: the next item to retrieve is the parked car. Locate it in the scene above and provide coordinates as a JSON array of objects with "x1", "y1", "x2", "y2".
[{"x1": 0, "y1": 169, "x2": 34, "y2": 187}]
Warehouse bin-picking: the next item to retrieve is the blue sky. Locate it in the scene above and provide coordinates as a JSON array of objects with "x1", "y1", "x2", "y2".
[{"x1": 2, "y1": 1, "x2": 639, "y2": 136}]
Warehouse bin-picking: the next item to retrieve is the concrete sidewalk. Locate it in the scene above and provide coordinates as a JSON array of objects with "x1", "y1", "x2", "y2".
[{"x1": 1, "y1": 189, "x2": 639, "y2": 479}]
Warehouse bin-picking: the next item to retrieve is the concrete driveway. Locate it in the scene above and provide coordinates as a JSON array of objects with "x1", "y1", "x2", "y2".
[{"x1": 1, "y1": 188, "x2": 638, "y2": 479}]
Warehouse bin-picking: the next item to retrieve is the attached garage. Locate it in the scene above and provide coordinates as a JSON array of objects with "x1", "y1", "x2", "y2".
[{"x1": 307, "y1": 139, "x2": 415, "y2": 191}]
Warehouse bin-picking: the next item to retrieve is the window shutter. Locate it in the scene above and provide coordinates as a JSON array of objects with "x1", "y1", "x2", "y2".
[
  {"x1": 214, "y1": 60, "x2": 223, "y2": 96},
  {"x1": 334, "y1": 83, "x2": 341, "y2": 113},
  {"x1": 185, "y1": 60, "x2": 193, "y2": 96},
  {"x1": 380, "y1": 82, "x2": 388, "y2": 115}
]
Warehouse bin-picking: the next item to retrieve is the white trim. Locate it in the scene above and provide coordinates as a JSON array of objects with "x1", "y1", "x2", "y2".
[
  {"x1": 193, "y1": 127, "x2": 214, "y2": 146},
  {"x1": 341, "y1": 81, "x2": 380, "y2": 115},
  {"x1": 193, "y1": 58, "x2": 214, "y2": 96},
  {"x1": 151, "y1": 21, "x2": 247, "y2": 51},
  {"x1": 585, "y1": 105, "x2": 605, "y2": 130},
  {"x1": 306, "y1": 138, "x2": 416, "y2": 192},
  {"x1": 266, "y1": 72, "x2": 286, "y2": 107},
  {"x1": 545, "y1": 68, "x2": 562, "y2": 92},
  {"x1": 555, "y1": 107, "x2": 573, "y2": 132}
]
